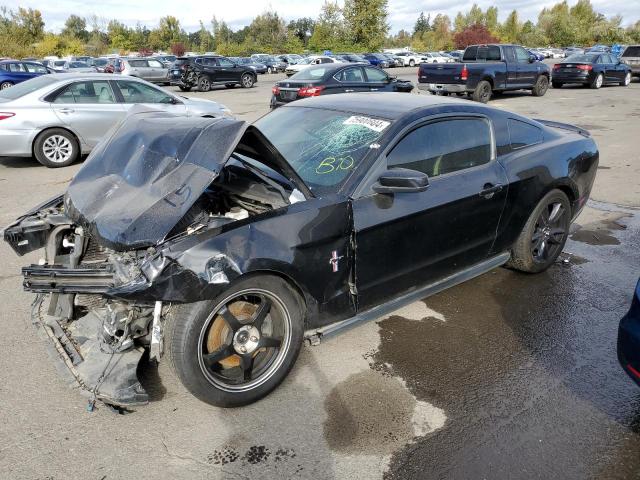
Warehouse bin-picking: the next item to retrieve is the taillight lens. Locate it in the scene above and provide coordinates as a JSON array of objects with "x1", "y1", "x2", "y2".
[
  {"x1": 577, "y1": 64, "x2": 593, "y2": 71},
  {"x1": 0, "y1": 112, "x2": 15, "y2": 120},
  {"x1": 460, "y1": 65, "x2": 468, "y2": 81},
  {"x1": 553, "y1": 64, "x2": 561, "y2": 70},
  {"x1": 272, "y1": 86, "x2": 280, "y2": 95},
  {"x1": 298, "y1": 86, "x2": 324, "y2": 97}
]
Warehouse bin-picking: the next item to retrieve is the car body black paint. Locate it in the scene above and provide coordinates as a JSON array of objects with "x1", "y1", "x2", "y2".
[
  {"x1": 5, "y1": 93, "x2": 598, "y2": 334},
  {"x1": 270, "y1": 63, "x2": 413, "y2": 108},
  {"x1": 618, "y1": 278, "x2": 640, "y2": 387},
  {"x1": 551, "y1": 53, "x2": 632, "y2": 86}
]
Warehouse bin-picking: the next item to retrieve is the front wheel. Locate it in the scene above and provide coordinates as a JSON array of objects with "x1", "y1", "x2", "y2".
[
  {"x1": 33, "y1": 128, "x2": 79, "y2": 168},
  {"x1": 0, "y1": 81, "x2": 13, "y2": 90},
  {"x1": 621, "y1": 72, "x2": 631, "y2": 86},
  {"x1": 507, "y1": 189, "x2": 571, "y2": 273},
  {"x1": 472, "y1": 80, "x2": 492, "y2": 103},
  {"x1": 531, "y1": 75, "x2": 549, "y2": 96},
  {"x1": 590, "y1": 73, "x2": 603, "y2": 89},
  {"x1": 165, "y1": 275, "x2": 304, "y2": 407},
  {"x1": 267, "y1": 66, "x2": 273, "y2": 74},
  {"x1": 241, "y1": 73, "x2": 255, "y2": 88},
  {"x1": 409, "y1": 60, "x2": 415, "y2": 67}
]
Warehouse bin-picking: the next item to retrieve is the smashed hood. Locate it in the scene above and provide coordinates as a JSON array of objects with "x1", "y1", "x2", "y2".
[{"x1": 65, "y1": 111, "x2": 248, "y2": 251}]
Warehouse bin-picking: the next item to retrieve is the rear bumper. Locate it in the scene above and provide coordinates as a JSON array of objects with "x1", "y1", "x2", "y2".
[
  {"x1": 0, "y1": 127, "x2": 37, "y2": 157},
  {"x1": 418, "y1": 83, "x2": 467, "y2": 93},
  {"x1": 552, "y1": 72, "x2": 590, "y2": 83}
]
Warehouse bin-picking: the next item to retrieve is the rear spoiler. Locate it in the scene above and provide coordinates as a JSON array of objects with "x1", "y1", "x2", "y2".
[{"x1": 534, "y1": 119, "x2": 591, "y2": 137}]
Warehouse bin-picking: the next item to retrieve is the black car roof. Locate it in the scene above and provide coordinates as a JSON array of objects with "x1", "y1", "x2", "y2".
[{"x1": 286, "y1": 92, "x2": 481, "y2": 120}]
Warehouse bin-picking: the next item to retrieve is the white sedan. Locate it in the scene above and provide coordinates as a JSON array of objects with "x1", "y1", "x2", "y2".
[
  {"x1": 0, "y1": 73, "x2": 232, "y2": 167},
  {"x1": 284, "y1": 56, "x2": 344, "y2": 77},
  {"x1": 421, "y1": 52, "x2": 455, "y2": 63}
]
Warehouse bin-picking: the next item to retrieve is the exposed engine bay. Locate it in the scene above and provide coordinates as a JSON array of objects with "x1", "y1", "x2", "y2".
[{"x1": 8, "y1": 157, "x2": 299, "y2": 408}]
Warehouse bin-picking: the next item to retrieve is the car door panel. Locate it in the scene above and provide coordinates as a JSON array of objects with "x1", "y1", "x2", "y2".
[
  {"x1": 333, "y1": 66, "x2": 368, "y2": 94},
  {"x1": 114, "y1": 79, "x2": 187, "y2": 116},
  {"x1": 352, "y1": 116, "x2": 508, "y2": 310},
  {"x1": 50, "y1": 80, "x2": 125, "y2": 148},
  {"x1": 514, "y1": 47, "x2": 536, "y2": 87}
]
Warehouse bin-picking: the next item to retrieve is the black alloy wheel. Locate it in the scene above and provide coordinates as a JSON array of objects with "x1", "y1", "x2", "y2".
[
  {"x1": 241, "y1": 73, "x2": 255, "y2": 88},
  {"x1": 472, "y1": 80, "x2": 492, "y2": 103},
  {"x1": 507, "y1": 189, "x2": 571, "y2": 273},
  {"x1": 532, "y1": 75, "x2": 549, "y2": 96}
]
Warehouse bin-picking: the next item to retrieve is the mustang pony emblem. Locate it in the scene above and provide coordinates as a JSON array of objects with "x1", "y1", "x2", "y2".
[{"x1": 329, "y1": 250, "x2": 344, "y2": 273}]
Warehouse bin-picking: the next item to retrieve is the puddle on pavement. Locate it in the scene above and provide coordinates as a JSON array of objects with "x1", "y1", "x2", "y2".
[
  {"x1": 570, "y1": 217, "x2": 629, "y2": 246},
  {"x1": 323, "y1": 369, "x2": 445, "y2": 454}
]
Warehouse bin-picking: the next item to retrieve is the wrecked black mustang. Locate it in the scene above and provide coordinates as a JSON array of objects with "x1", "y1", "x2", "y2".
[{"x1": 4, "y1": 93, "x2": 598, "y2": 408}]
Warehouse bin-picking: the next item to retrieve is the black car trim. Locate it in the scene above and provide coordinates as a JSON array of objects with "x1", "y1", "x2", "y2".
[{"x1": 304, "y1": 251, "x2": 510, "y2": 343}]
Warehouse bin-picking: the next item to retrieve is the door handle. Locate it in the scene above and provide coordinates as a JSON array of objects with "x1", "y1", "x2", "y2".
[
  {"x1": 370, "y1": 88, "x2": 379, "y2": 91},
  {"x1": 479, "y1": 183, "x2": 503, "y2": 199},
  {"x1": 345, "y1": 89, "x2": 354, "y2": 92},
  {"x1": 57, "y1": 108, "x2": 74, "y2": 113}
]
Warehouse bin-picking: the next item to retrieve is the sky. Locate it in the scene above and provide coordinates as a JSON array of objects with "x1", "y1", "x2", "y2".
[{"x1": 4, "y1": 0, "x2": 639, "y2": 33}]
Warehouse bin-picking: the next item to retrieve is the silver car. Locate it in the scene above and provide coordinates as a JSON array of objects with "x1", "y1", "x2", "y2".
[
  {"x1": 0, "y1": 73, "x2": 232, "y2": 167},
  {"x1": 118, "y1": 58, "x2": 170, "y2": 84}
]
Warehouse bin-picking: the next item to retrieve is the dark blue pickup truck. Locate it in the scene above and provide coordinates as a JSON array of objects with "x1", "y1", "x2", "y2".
[{"x1": 418, "y1": 44, "x2": 551, "y2": 103}]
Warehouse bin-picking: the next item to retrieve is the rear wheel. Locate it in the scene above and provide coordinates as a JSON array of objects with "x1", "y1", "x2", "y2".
[
  {"x1": 267, "y1": 66, "x2": 273, "y2": 74},
  {"x1": 0, "y1": 81, "x2": 13, "y2": 89},
  {"x1": 472, "y1": 80, "x2": 492, "y2": 103},
  {"x1": 590, "y1": 73, "x2": 603, "y2": 89},
  {"x1": 33, "y1": 128, "x2": 79, "y2": 168},
  {"x1": 507, "y1": 189, "x2": 571, "y2": 273},
  {"x1": 552, "y1": 81, "x2": 563, "y2": 88},
  {"x1": 531, "y1": 75, "x2": 549, "y2": 96},
  {"x1": 198, "y1": 76, "x2": 211, "y2": 92},
  {"x1": 621, "y1": 72, "x2": 631, "y2": 86},
  {"x1": 409, "y1": 60, "x2": 415, "y2": 67},
  {"x1": 165, "y1": 275, "x2": 304, "y2": 407},
  {"x1": 241, "y1": 73, "x2": 255, "y2": 88}
]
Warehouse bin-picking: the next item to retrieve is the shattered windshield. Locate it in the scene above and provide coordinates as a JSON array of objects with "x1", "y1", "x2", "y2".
[{"x1": 255, "y1": 106, "x2": 390, "y2": 195}]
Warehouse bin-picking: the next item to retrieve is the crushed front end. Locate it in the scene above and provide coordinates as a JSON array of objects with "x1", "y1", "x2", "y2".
[{"x1": 5, "y1": 196, "x2": 159, "y2": 407}]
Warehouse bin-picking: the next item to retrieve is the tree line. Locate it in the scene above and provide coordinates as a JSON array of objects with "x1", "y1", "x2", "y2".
[{"x1": 1, "y1": 0, "x2": 639, "y2": 60}]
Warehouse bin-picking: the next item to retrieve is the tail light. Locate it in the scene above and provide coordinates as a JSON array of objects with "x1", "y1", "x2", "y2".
[
  {"x1": 577, "y1": 64, "x2": 593, "y2": 71},
  {"x1": 298, "y1": 86, "x2": 324, "y2": 97},
  {"x1": 272, "y1": 86, "x2": 280, "y2": 95},
  {"x1": 460, "y1": 65, "x2": 468, "y2": 81},
  {"x1": 0, "y1": 112, "x2": 15, "y2": 120},
  {"x1": 553, "y1": 64, "x2": 561, "y2": 70}
]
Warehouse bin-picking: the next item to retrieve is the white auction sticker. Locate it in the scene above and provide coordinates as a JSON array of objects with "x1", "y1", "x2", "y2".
[{"x1": 343, "y1": 115, "x2": 390, "y2": 133}]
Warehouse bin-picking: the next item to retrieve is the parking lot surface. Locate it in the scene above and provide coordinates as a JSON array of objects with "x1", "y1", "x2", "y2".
[{"x1": 0, "y1": 67, "x2": 639, "y2": 479}]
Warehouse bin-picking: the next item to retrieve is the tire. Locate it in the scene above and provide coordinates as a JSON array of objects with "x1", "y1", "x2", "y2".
[
  {"x1": 552, "y1": 81, "x2": 563, "y2": 89},
  {"x1": 198, "y1": 76, "x2": 211, "y2": 92},
  {"x1": 507, "y1": 189, "x2": 571, "y2": 273},
  {"x1": 590, "y1": 73, "x2": 603, "y2": 89},
  {"x1": 165, "y1": 274, "x2": 304, "y2": 407},
  {"x1": 33, "y1": 128, "x2": 79, "y2": 168},
  {"x1": 472, "y1": 80, "x2": 492, "y2": 103},
  {"x1": 267, "y1": 66, "x2": 273, "y2": 74},
  {"x1": 621, "y1": 72, "x2": 631, "y2": 87},
  {"x1": 0, "y1": 81, "x2": 13, "y2": 90},
  {"x1": 409, "y1": 60, "x2": 415, "y2": 67},
  {"x1": 241, "y1": 73, "x2": 255, "y2": 88},
  {"x1": 531, "y1": 75, "x2": 549, "y2": 96},
  {"x1": 178, "y1": 86, "x2": 191, "y2": 92},
  {"x1": 225, "y1": 83, "x2": 236, "y2": 89}
]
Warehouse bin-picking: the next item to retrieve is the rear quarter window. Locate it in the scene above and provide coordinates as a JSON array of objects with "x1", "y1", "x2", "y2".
[
  {"x1": 622, "y1": 46, "x2": 640, "y2": 57},
  {"x1": 508, "y1": 119, "x2": 543, "y2": 149}
]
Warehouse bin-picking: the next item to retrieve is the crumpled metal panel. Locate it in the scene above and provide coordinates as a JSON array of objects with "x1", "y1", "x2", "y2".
[{"x1": 65, "y1": 111, "x2": 248, "y2": 251}]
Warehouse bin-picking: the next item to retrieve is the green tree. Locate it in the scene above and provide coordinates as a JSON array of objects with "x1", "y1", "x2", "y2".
[
  {"x1": 288, "y1": 17, "x2": 315, "y2": 45},
  {"x1": 454, "y1": 12, "x2": 468, "y2": 33},
  {"x1": 501, "y1": 10, "x2": 521, "y2": 43},
  {"x1": 343, "y1": 0, "x2": 389, "y2": 51},
  {"x1": 308, "y1": 1, "x2": 346, "y2": 51},
  {"x1": 62, "y1": 15, "x2": 88, "y2": 42},
  {"x1": 485, "y1": 7, "x2": 499, "y2": 35},
  {"x1": 246, "y1": 10, "x2": 287, "y2": 52},
  {"x1": 414, "y1": 12, "x2": 430, "y2": 36},
  {"x1": 467, "y1": 4, "x2": 484, "y2": 26}
]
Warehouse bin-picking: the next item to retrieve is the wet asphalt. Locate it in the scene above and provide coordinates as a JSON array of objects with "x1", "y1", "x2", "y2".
[
  {"x1": 0, "y1": 66, "x2": 639, "y2": 479},
  {"x1": 379, "y1": 202, "x2": 640, "y2": 479}
]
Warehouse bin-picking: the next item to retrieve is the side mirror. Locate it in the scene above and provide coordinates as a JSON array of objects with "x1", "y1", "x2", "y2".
[
  {"x1": 373, "y1": 168, "x2": 429, "y2": 194},
  {"x1": 529, "y1": 55, "x2": 536, "y2": 63}
]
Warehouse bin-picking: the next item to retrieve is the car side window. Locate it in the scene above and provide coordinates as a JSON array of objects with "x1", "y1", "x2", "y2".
[
  {"x1": 387, "y1": 118, "x2": 492, "y2": 178},
  {"x1": 52, "y1": 81, "x2": 116, "y2": 104},
  {"x1": 24, "y1": 63, "x2": 47, "y2": 73},
  {"x1": 515, "y1": 47, "x2": 530, "y2": 63},
  {"x1": 8, "y1": 63, "x2": 26, "y2": 72},
  {"x1": 147, "y1": 59, "x2": 163, "y2": 68},
  {"x1": 606, "y1": 54, "x2": 617, "y2": 64},
  {"x1": 364, "y1": 66, "x2": 388, "y2": 82},
  {"x1": 595, "y1": 55, "x2": 605, "y2": 64},
  {"x1": 334, "y1": 67, "x2": 364, "y2": 82},
  {"x1": 504, "y1": 46, "x2": 516, "y2": 62},
  {"x1": 508, "y1": 119, "x2": 543, "y2": 149},
  {"x1": 116, "y1": 80, "x2": 174, "y2": 104},
  {"x1": 218, "y1": 58, "x2": 234, "y2": 67},
  {"x1": 128, "y1": 60, "x2": 148, "y2": 68}
]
